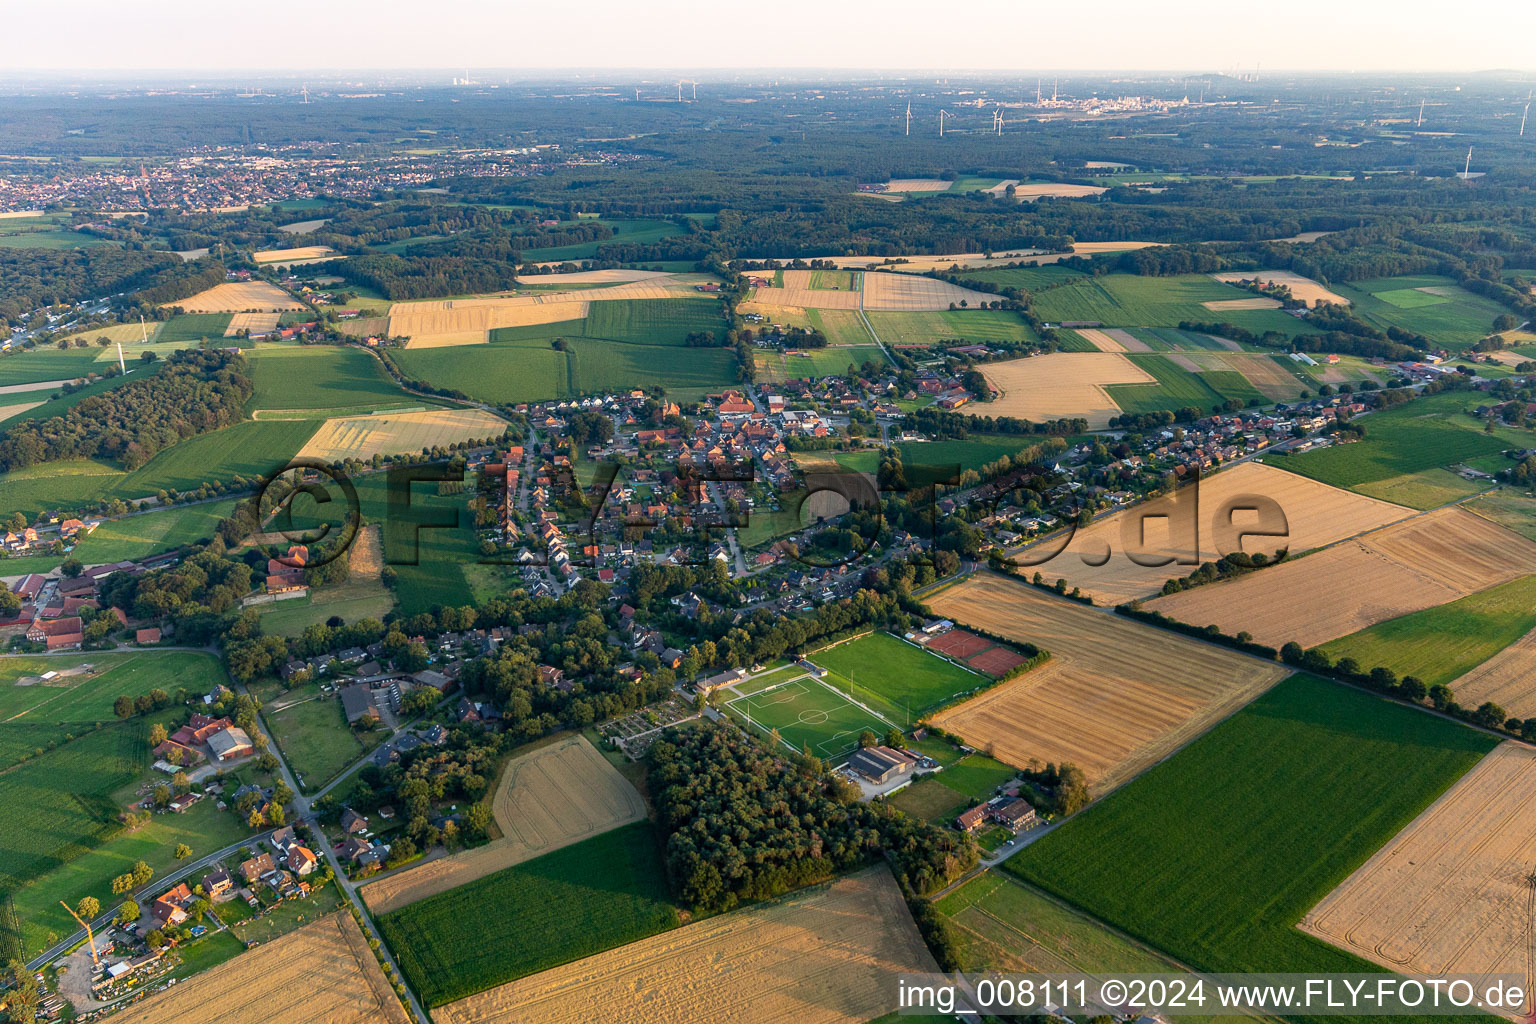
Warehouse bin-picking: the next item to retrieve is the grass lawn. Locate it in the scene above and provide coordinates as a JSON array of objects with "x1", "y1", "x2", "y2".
[
  {"x1": 934, "y1": 752, "x2": 1018, "y2": 799},
  {"x1": 243, "y1": 345, "x2": 419, "y2": 413},
  {"x1": 1031, "y1": 273, "x2": 1313, "y2": 334},
  {"x1": 866, "y1": 309, "x2": 1041, "y2": 347},
  {"x1": 809, "y1": 631, "x2": 989, "y2": 720},
  {"x1": 1008, "y1": 674, "x2": 1495, "y2": 1024},
  {"x1": 164, "y1": 928, "x2": 246, "y2": 982},
  {"x1": 0, "y1": 651, "x2": 227, "y2": 770},
  {"x1": 379, "y1": 821, "x2": 679, "y2": 1006},
  {"x1": 1338, "y1": 275, "x2": 1514, "y2": 351},
  {"x1": 1319, "y1": 574, "x2": 1536, "y2": 688},
  {"x1": 1277, "y1": 391, "x2": 1505, "y2": 508},
  {"x1": 886, "y1": 776, "x2": 970, "y2": 822},
  {"x1": 255, "y1": 576, "x2": 395, "y2": 636},
  {"x1": 229, "y1": 883, "x2": 344, "y2": 944},
  {"x1": 260, "y1": 683, "x2": 368, "y2": 791}
]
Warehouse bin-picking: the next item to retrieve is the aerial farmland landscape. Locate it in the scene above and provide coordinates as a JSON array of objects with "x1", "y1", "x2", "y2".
[{"x1": 3, "y1": 4, "x2": 1536, "y2": 1023}]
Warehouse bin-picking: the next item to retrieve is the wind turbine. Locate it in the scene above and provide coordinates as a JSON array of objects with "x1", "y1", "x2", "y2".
[
  {"x1": 993, "y1": 108, "x2": 1004, "y2": 135},
  {"x1": 301, "y1": 84, "x2": 309, "y2": 104},
  {"x1": 1464, "y1": 146, "x2": 1474, "y2": 178},
  {"x1": 115, "y1": 340, "x2": 126, "y2": 374},
  {"x1": 1521, "y1": 92, "x2": 1531, "y2": 137},
  {"x1": 905, "y1": 101, "x2": 911, "y2": 136},
  {"x1": 1036, "y1": 79, "x2": 1041, "y2": 105},
  {"x1": 938, "y1": 109, "x2": 951, "y2": 137},
  {"x1": 1417, "y1": 98, "x2": 1424, "y2": 127}
]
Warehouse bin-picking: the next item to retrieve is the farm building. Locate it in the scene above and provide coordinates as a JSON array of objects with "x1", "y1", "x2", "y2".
[
  {"x1": 207, "y1": 726, "x2": 254, "y2": 762},
  {"x1": 955, "y1": 804, "x2": 988, "y2": 833},
  {"x1": 340, "y1": 685, "x2": 380, "y2": 725}
]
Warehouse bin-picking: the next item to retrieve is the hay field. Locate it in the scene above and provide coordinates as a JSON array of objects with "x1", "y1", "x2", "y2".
[
  {"x1": 252, "y1": 245, "x2": 335, "y2": 263},
  {"x1": 1013, "y1": 462, "x2": 1412, "y2": 605},
  {"x1": 927, "y1": 575, "x2": 1285, "y2": 793},
  {"x1": 0, "y1": 400, "x2": 43, "y2": 421},
  {"x1": 298, "y1": 409, "x2": 508, "y2": 463},
  {"x1": 1447, "y1": 625, "x2": 1536, "y2": 720},
  {"x1": 1072, "y1": 328, "x2": 1149, "y2": 353},
  {"x1": 362, "y1": 736, "x2": 644, "y2": 914},
  {"x1": 225, "y1": 312, "x2": 279, "y2": 336},
  {"x1": 107, "y1": 913, "x2": 408, "y2": 1024},
  {"x1": 1213, "y1": 270, "x2": 1350, "y2": 307},
  {"x1": 349, "y1": 523, "x2": 384, "y2": 579},
  {"x1": 1146, "y1": 505, "x2": 1536, "y2": 648},
  {"x1": 434, "y1": 867, "x2": 937, "y2": 1024},
  {"x1": 168, "y1": 281, "x2": 305, "y2": 312},
  {"x1": 1201, "y1": 297, "x2": 1282, "y2": 311},
  {"x1": 1301, "y1": 741, "x2": 1536, "y2": 1017},
  {"x1": 979, "y1": 351, "x2": 1154, "y2": 428}
]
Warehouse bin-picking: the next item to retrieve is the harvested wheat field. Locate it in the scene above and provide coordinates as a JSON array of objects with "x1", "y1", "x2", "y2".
[
  {"x1": 1015, "y1": 463, "x2": 1410, "y2": 607},
  {"x1": 168, "y1": 281, "x2": 306, "y2": 312},
  {"x1": 299, "y1": 408, "x2": 509, "y2": 462},
  {"x1": 752, "y1": 270, "x2": 862, "y2": 310},
  {"x1": 1301, "y1": 742, "x2": 1536, "y2": 1018},
  {"x1": 362, "y1": 735, "x2": 645, "y2": 914},
  {"x1": 863, "y1": 272, "x2": 995, "y2": 310},
  {"x1": 1073, "y1": 328, "x2": 1132, "y2": 352},
  {"x1": 927, "y1": 575, "x2": 1285, "y2": 793},
  {"x1": 252, "y1": 245, "x2": 335, "y2": 264},
  {"x1": 435, "y1": 866, "x2": 937, "y2": 1024},
  {"x1": 883, "y1": 178, "x2": 953, "y2": 192},
  {"x1": 1213, "y1": 270, "x2": 1350, "y2": 307},
  {"x1": 980, "y1": 351, "x2": 1154, "y2": 429},
  {"x1": 277, "y1": 217, "x2": 328, "y2": 234},
  {"x1": 1449, "y1": 626, "x2": 1536, "y2": 720},
  {"x1": 0, "y1": 400, "x2": 43, "y2": 421},
  {"x1": 515, "y1": 268, "x2": 672, "y2": 285},
  {"x1": 225, "y1": 312, "x2": 280, "y2": 336},
  {"x1": 1218, "y1": 352, "x2": 1306, "y2": 400},
  {"x1": 108, "y1": 913, "x2": 408, "y2": 1024},
  {"x1": 349, "y1": 524, "x2": 384, "y2": 579},
  {"x1": 1201, "y1": 297, "x2": 1282, "y2": 311},
  {"x1": 1010, "y1": 182, "x2": 1109, "y2": 201},
  {"x1": 1146, "y1": 505, "x2": 1536, "y2": 648},
  {"x1": 389, "y1": 299, "x2": 589, "y2": 347}
]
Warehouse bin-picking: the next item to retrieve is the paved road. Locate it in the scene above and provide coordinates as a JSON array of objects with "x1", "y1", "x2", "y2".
[{"x1": 26, "y1": 829, "x2": 277, "y2": 972}]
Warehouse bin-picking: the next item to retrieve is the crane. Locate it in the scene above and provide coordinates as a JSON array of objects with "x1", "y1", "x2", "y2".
[{"x1": 60, "y1": 901, "x2": 102, "y2": 969}]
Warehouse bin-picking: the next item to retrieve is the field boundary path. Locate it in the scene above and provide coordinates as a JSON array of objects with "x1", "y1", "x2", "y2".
[{"x1": 856, "y1": 275, "x2": 893, "y2": 363}]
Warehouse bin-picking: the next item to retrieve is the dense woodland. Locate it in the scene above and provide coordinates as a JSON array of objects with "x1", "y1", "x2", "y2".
[
  {"x1": 0, "y1": 349, "x2": 251, "y2": 471},
  {"x1": 648, "y1": 723, "x2": 976, "y2": 911}
]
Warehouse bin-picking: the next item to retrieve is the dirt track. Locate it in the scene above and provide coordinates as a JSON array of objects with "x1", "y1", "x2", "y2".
[
  {"x1": 361, "y1": 735, "x2": 644, "y2": 913},
  {"x1": 434, "y1": 867, "x2": 938, "y2": 1024}
]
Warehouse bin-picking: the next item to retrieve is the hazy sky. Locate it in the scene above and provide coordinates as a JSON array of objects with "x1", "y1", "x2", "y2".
[{"x1": 5, "y1": 0, "x2": 1534, "y2": 74}]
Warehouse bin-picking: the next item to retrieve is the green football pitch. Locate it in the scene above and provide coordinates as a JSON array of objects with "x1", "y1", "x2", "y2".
[{"x1": 725, "y1": 677, "x2": 892, "y2": 760}]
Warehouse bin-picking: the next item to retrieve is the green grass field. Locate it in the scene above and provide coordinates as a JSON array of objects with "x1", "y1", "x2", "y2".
[
  {"x1": 724, "y1": 676, "x2": 892, "y2": 759},
  {"x1": 1031, "y1": 273, "x2": 1314, "y2": 334},
  {"x1": 1318, "y1": 574, "x2": 1536, "y2": 688},
  {"x1": 1009, "y1": 674, "x2": 1495, "y2": 1023},
  {"x1": 835, "y1": 435, "x2": 1060, "y2": 476},
  {"x1": 0, "y1": 364, "x2": 162, "y2": 431},
  {"x1": 1338, "y1": 275, "x2": 1515, "y2": 351},
  {"x1": 156, "y1": 314, "x2": 235, "y2": 343},
  {"x1": 1105, "y1": 353, "x2": 1262, "y2": 416},
  {"x1": 518, "y1": 217, "x2": 703, "y2": 262},
  {"x1": 0, "y1": 652, "x2": 227, "y2": 771},
  {"x1": 886, "y1": 777, "x2": 971, "y2": 822},
  {"x1": 0, "y1": 346, "x2": 109, "y2": 386},
  {"x1": 243, "y1": 345, "x2": 419, "y2": 412},
  {"x1": 258, "y1": 682, "x2": 368, "y2": 791},
  {"x1": 809, "y1": 631, "x2": 989, "y2": 720},
  {"x1": 582, "y1": 297, "x2": 724, "y2": 346},
  {"x1": 933, "y1": 752, "x2": 1019, "y2": 799},
  {"x1": 959, "y1": 264, "x2": 1088, "y2": 293},
  {"x1": 380, "y1": 822, "x2": 679, "y2": 1006},
  {"x1": 806, "y1": 309, "x2": 875, "y2": 347},
  {"x1": 0, "y1": 418, "x2": 320, "y2": 516},
  {"x1": 935, "y1": 872, "x2": 1253, "y2": 1024},
  {"x1": 62, "y1": 499, "x2": 241, "y2": 564},
  {"x1": 1278, "y1": 392, "x2": 1505, "y2": 508},
  {"x1": 394, "y1": 334, "x2": 737, "y2": 405},
  {"x1": 866, "y1": 309, "x2": 1041, "y2": 347},
  {"x1": 255, "y1": 576, "x2": 395, "y2": 636},
  {"x1": 808, "y1": 269, "x2": 857, "y2": 291},
  {"x1": 1463, "y1": 489, "x2": 1536, "y2": 541}
]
